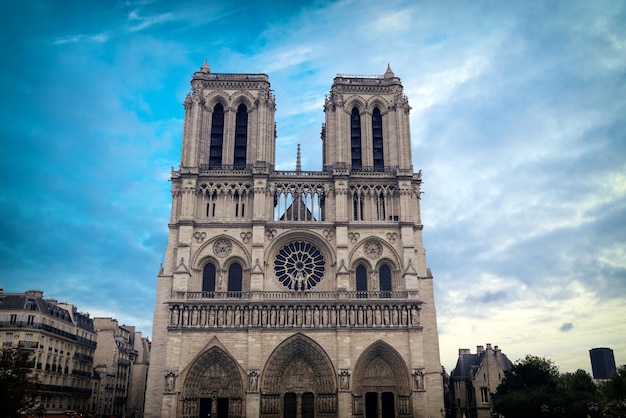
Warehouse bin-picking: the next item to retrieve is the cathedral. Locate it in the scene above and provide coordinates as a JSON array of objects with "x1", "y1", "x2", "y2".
[{"x1": 144, "y1": 62, "x2": 444, "y2": 418}]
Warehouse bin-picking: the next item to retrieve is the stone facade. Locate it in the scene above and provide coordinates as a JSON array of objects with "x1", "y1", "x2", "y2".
[
  {"x1": 144, "y1": 63, "x2": 445, "y2": 418},
  {"x1": 92, "y1": 318, "x2": 150, "y2": 418},
  {"x1": 448, "y1": 344, "x2": 512, "y2": 418}
]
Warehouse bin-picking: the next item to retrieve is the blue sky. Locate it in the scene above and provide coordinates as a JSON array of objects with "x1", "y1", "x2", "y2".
[{"x1": 1, "y1": 0, "x2": 624, "y2": 374}]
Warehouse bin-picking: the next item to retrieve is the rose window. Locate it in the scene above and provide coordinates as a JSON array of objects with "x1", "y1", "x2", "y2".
[{"x1": 274, "y1": 241, "x2": 325, "y2": 291}]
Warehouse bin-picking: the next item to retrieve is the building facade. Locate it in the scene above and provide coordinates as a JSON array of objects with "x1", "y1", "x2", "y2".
[
  {"x1": 144, "y1": 63, "x2": 444, "y2": 418},
  {"x1": 92, "y1": 318, "x2": 150, "y2": 418},
  {"x1": 448, "y1": 344, "x2": 512, "y2": 418},
  {"x1": 589, "y1": 347, "x2": 616, "y2": 381},
  {"x1": 0, "y1": 289, "x2": 96, "y2": 415}
]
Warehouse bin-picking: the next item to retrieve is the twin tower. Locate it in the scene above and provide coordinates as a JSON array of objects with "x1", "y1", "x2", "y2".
[{"x1": 144, "y1": 62, "x2": 444, "y2": 418}]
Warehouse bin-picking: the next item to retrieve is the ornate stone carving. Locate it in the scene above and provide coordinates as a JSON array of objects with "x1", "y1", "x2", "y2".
[
  {"x1": 265, "y1": 228, "x2": 277, "y2": 240},
  {"x1": 386, "y1": 232, "x2": 398, "y2": 243},
  {"x1": 193, "y1": 231, "x2": 206, "y2": 243},
  {"x1": 413, "y1": 368, "x2": 425, "y2": 391},
  {"x1": 364, "y1": 239, "x2": 382, "y2": 259},
  {"x1": 240, "y1": 231, "x2": 252, "y2": 243},
  {"x1": 274, "y1": 241, "x2": 325, "y2": 291},
  {"x1": 323, "y1": 229, "x2": 335, "y2": 241},
  {"x1": 248, "y1": 370, "x2": 259, "y2": 392},
  {"x1": 348, "y1": 232, "x2": 360, "y2": 244},
  {"x1": 339, "y1": 369, "x2": 350, "y2": 391},
  {"x1": 213, "y1": 239, "x2": 232, "y2": 258},
  {"x1": 165, "y1": 371, "x2": 177, "y2": 393}
]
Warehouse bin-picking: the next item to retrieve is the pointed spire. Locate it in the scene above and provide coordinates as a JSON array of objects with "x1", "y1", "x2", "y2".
[
  {"x1": 200, "y1": 59, "x2": 211, "y2": 74},
  {"x1": 384, "y1": 63, "x2": 395, "y2": 78},
  {"x1": 296, "y1": 144, "x2": 302, "y2": 172}
]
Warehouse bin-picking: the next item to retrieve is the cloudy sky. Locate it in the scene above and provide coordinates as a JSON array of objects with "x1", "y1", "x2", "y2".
[{"x1": 1, "y1": 0, "x2": 624, "y2": 374}]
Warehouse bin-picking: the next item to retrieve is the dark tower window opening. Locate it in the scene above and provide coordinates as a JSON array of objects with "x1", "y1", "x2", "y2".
[
  {"x1": 372, "y1": 107, "x2": 384, "y2": 171},
  {"x1": 376, "y1": 191, "x2": 386, "y2": 220},
  {"x1": 202, "y1": 263, "x2": 216, "y2": 296},
  {"x1": 209, "y1": 103, "x2": 224, "y2": 169},
  {"x1": 356, "y1": 265, "x2": 368, "y2": 298},
  {"x1": 234, "y1": 104, "x2": 248, "y2": 169},
  {"x1": 379, "y1": 264, "x2": 392, "y2": 298},
  {"x1": 353, "y1": 191, "x2": 364, "y2": 221},
  {"x1": 228, "y1": 262, "x2": 243, "y2": 297},
  {"x1": 351, "y1": 107, "x2": 362, "y2": 170}
]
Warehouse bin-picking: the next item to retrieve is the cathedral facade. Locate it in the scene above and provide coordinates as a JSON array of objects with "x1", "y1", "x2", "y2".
[{"x1": 144, "y1": 62, "x2": 444, "y2": 418}]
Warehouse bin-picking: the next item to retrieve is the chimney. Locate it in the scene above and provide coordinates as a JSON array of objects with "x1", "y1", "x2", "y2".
[
  {"x1": 459, "y1": 348, "x2": 471, "y2": 355},
  {"x1": 477, "y1": 345, "x2": 484, "y2": 353},
  {"x1": 26, "y1": 290, "x2": 44, "y2": 298},
  {"x1": 486, "y1": 343, "x2": 492, "y2": 350}
]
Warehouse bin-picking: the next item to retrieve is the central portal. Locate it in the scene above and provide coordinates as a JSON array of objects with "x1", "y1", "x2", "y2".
[
  {"x1": 198, "y1": 398, "x2": 229, "y2": 418},
  {"x1": 261, "y1": 334, "x2": 337, "y2": 417}
]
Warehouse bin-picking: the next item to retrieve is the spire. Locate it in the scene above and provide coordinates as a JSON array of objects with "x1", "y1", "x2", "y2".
[
  {"x1": 384, "y1": 63, "x2": 395, "y2": 78},
  {"x1": 200, "y1": 59, "x2": 211, "y2": 74},
  {"x1": 296, "y1": 144, "x2": 302, "y2": 172}
]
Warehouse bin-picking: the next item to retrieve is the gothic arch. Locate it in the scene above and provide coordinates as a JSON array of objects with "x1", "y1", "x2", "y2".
[
  {"x1": 231, "y1": 91, "x2": 255, "y2": 110},
  {"x1": 366, "y1": 98, "x2": 391, "y2": 115},
  {"x1": 179, "y1": 342, "x2": 245, "y2": 418},
  {"x1": 203, "y1": 91, "x2": 230, "y2": 111},
  {"x1": 261, "y1": 333, "x2": 336, "y2": 394},
  {"x1": 192, "y1": 234, "x2": 251, "y2": 270},
  {"x1": 352, "y1": 340, "x2": 411, "y2": 396},
  {"x1": 344, "y1": 96, "x2": 367, "y2": 114},
  {"x1": 349, "y1": 236, "x2": 401, "y2": 272}
]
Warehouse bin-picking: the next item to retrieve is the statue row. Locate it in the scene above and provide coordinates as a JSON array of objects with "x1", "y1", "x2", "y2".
[{"x1": 169, "y1": 303, "x2": 421, "y2": 329}]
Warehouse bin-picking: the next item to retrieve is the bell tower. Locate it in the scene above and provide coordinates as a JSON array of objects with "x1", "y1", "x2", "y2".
[{"x1": 145, "y1": 63, "x2": 444, "y2": 418}]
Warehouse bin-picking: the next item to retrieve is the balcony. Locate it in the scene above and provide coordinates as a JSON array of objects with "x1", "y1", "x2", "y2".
[
  {"x1": 171, "y1": 290, "x2": 418, "y2": 301},
  {"x1": 18, "y1": 340, "x2": 39, "y2": 349}
]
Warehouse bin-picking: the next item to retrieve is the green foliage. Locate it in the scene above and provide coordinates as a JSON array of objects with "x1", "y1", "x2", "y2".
[
  {"x1": 0, "y1": 347, "x2": 38, "y2": 418},
  {"x1": 492, "y1": 355, "x2": 560, "y2": 418},
  {"x1": 601, "y1": 365, "x2": 626, "y2": 402},
  {"x1": 492, "y1": 356, "x2": 608, "y2": 418},
  {"x1": 599, "y1": 365, "x2": 626, "y2": 418}
]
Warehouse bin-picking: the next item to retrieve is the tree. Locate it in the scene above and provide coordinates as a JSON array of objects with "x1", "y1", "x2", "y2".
[
  {"x1": 0, "y1": 347, "x2": 38, "y2": 418},
  {"x1": 601, "y1": 365, "x2": 626, "y2": 418},
  {"x1": 492, "y1": 355, "x2": 560, "y2": 418},
  {"x1": 558, "y1": 369, "x2": 599, "y2": 417}
]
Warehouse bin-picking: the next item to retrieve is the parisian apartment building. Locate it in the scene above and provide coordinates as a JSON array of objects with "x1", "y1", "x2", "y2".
[
  {"x1": 0, "y1": 289, "x2": 97, "y2": 414},
  {"x1": 0, "y1": 289, "x2": 150, "y2": 417}
]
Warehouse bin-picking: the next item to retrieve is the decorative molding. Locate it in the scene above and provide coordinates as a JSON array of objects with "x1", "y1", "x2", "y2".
[
  {"x1": 364, "y1": 239, "x2": 382, "y2": 259},
  {"x1": 348, "y1": 232, "x2": 360, "y2": 244},
  {"x1": 213, "y1": 239, "x2": 232, "y2": 258},
  {"x1": 168, "y1": 302, "x2": 421, "y2": 330},
  {"x1": 193, "y1": 232, "x2": 206, "y2": 243},
  {"x1": 240, "y1": 231, "x2": 252, "y2": 244}
]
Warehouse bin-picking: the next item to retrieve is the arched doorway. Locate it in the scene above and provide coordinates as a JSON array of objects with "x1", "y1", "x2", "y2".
[
  {"x1": 180, "y1": 346, "x2": 244, "y2": 418},
  {"x1": 260, "y1": 334, "x2": 337, "y2": 417},
  {"x1": 352, "y1": 341, "x2": 412, "y2": 417}
]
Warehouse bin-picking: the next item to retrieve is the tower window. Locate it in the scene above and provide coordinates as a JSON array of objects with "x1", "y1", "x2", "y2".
[
  {"x1": 351, "y1": 107, "x2": 362, "y2": 170},
  {"x1": 234, "y1": 104, "x2": 248, "y2": 169},
  {"x1": 379, "y1": 265, "x2": 392, "y2": 297},
  {"x1": 372, "y1": 107, "x2": 384, "y2": 171},
  {"x1": 202, "y1": 263, "x2": 216, "y2": 295},
  {"x1": 356, "y1": 265, "x2": 368, "y2": 297},
  {"x1": 209, "y1": 103, "x2": 224, "y2": 168},
  {"x1": 228, "y1": 263, "x2": 243, "y2": 297}
]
